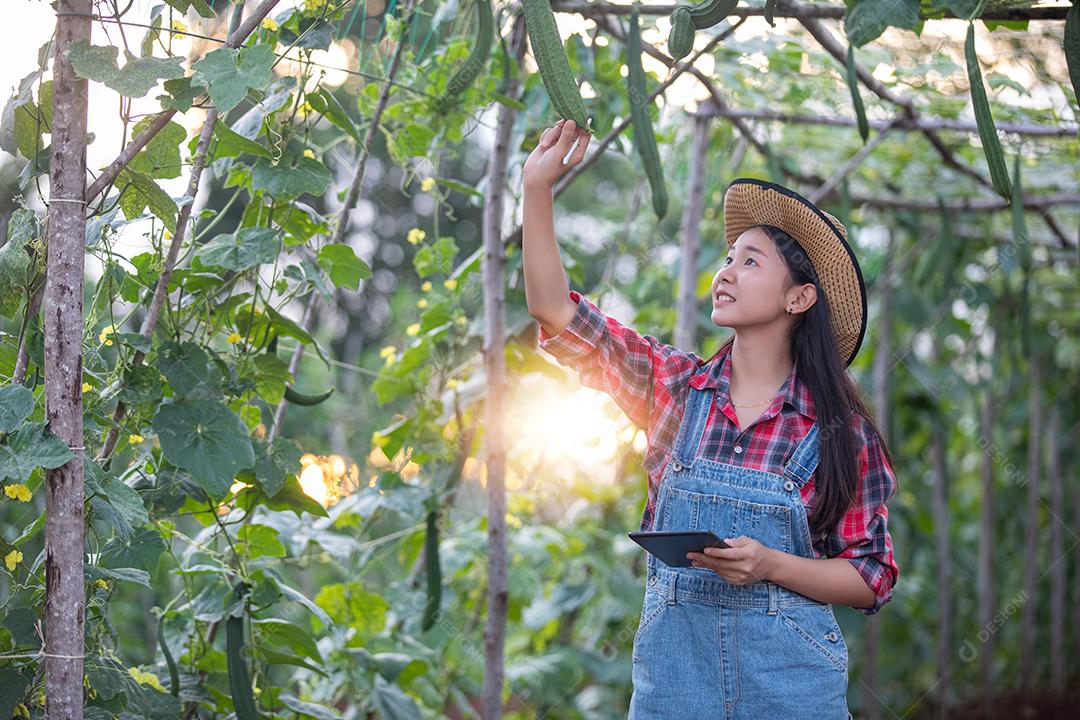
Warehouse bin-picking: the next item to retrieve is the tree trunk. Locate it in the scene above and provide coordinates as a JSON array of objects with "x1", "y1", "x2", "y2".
[
  {"x1": 864, "y1": 227, "x2": 894, "y2": 720},
  {"x1": 43, "y1": 2, "x2": 92, "y2": 717},
  {"x1": 978, "y1": 388, "x2": 996, "y2": 720},
  {"x1": 1047, "y1": 402, "x2": 1064, "y2": 693},
  {"x1": 674, "y1": 103, "x2": 710, "y2": 350},
  {"x1": 929, "y1": 336, "x2": 952, "y2": 720},
  {"x1": 481, "y1": 15, "x2": 526, "y2": 720},
  {"x1": 1020, "y1": 356, "x2": 1041, "y2": 695}
]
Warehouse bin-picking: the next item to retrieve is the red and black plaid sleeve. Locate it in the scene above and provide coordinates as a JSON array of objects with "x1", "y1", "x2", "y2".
[
  {"x1": 822, "y1": 411, "x2": 900, "y2": 615},
  {"x1": 535, "y1": 290, "x2": 705, "y2": 435}
]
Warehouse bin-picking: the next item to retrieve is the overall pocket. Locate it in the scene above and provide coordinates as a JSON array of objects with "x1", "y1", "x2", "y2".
[
  {"x1": 776, "y1": 603, "x2": 848, "y2": 673},
  {"x1": 632, "y1": 586, "x2": 667, "y2": 661}
]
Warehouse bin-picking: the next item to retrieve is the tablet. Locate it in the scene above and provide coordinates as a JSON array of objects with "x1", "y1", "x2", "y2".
[{"x1": 627, "y1": 530, "x2": 731, "y2": 568}]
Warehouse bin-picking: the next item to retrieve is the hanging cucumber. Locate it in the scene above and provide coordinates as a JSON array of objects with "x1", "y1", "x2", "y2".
[
  {"x1": 226, "y1": 583, "x2": 258, "y2": 720},
  {"x1": 1065, "y1": 1, "x2": 1079, "y2": 112},
  {"x1": 683, "y1": 0, "x2": 740, "y2": 30},
  {"x1": 283, "y1": 383, "x2": 335, "y2": 406},
  {"x1": 845, "y1": 45, "x2": 869, "y2": 143},
  {"x1": 421, "y1": 507, "x2": 443, "y2": 631},
  {"x1": 964, "y1": 21, "x2": 1012, "y2": 200},
  {"x1": 157, "y1": 614, "x2": 180, "y2": 697},
  {"x1": 667, "y1": 6, "x2": 695, "y2": 60},
  {"x1": 445, "y1": 0, "x2": 493, "y2": 97},
  {"x1": 626, "y1": 5, "x2": 668, "y2": 220},
  {"x1": 522, "y1": 0, "x2": 591, "y2": 128}
]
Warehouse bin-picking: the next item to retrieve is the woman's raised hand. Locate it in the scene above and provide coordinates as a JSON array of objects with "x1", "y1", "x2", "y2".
[{"x1": 523, "y1": 119, "x2": 592, "y2": 191}]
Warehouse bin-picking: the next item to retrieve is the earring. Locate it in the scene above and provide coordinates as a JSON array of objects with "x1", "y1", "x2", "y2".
[{"x1": 786, "y1": 307, "x2": 793, "y2": 314}]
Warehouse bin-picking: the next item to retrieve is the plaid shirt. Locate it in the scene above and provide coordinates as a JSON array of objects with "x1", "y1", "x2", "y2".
[{"x1": 536, "y1": 290, "x2": 899, "y2": 615}]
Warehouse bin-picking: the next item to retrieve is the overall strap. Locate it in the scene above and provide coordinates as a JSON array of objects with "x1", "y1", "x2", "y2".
[
  {"x1": 782, "y1": 420, "x2": 820, "y2": 490},
  {"x1": 672, "y1": 386, "x2": 713, "y2": 467}
]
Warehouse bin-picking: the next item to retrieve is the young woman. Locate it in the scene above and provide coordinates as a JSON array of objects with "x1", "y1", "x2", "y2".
[{"x1": 523, "y1": 119, "x2": 898, "y2": 719}]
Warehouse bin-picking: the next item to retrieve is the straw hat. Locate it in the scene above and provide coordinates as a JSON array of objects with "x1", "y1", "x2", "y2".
[{"x1": 722, "y1": 178, "x2": 867, "y2": 367}]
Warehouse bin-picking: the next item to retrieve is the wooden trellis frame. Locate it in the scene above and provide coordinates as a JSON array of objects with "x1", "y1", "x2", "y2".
[{"x1": 500, "y1": 0, "x2": 1078, "y2": 251}]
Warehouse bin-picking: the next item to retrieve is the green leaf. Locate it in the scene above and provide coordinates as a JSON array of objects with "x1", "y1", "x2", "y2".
[
  {"x1": 165, "y1": 0, "x2": 215, "y2": 18},
  {"x1": 250, "y1": 156, "x2": 332, "y2": 199},
  {"x1": 413, "y1": 236, "x2": 459, "y2": 278},
  {"x1": 128, "y1": 118, "x2": 187, "y2": 180},
  {"x1": 86, "y1": 462, "x2": 149, "y2": 538},
  {"x1": 252, "y1": 473, "x2": 329, "y2": 518},
  {"x1": 0, "y1": 384, "x2": 35, "y2": 432},
  {"x1": 116, "y1": 168, "x2": 179, "y2": 232},
  {"x1": 100, "y1": 527, "x2": 166, "y2": 572},
  {"x1": 306, "y1": 87, "x2": 363, "y2": 144},
  {"x1": 371, "y1": 674, "x2": 422, "y2": 720},
  {"x1": 85, "y1": 564, "x2": 151, "y2": 587},
  {"x1": 197, "y1": 227, "x2": 280, "y2": 272},
  {"x1": 843, "y1": 0, "x2": 921, "y2": 48},
  {"x1": 13, "y1": 100, "x2": 43, "y2": 162},
  {"x1": 0, "y1": 208, "x2": 37, "y2": 318},
  {"x1": 317, "y1": 243, "x2": 371, "y2": 290},
  {"x1": 314, "y1": 581, "x2": 388, "y2": 643},
  {"x1": 158, "y1": 340, "x2": 210, "y2": 396},
  {"x1": 151, "y1": 398, "x2": 255, "y2": 499},
  {"x1": 192, "y1": 43, "x2": 275, "y2": 114},
  {"x1": 158, "y1": 76, "x2": 204, "y2": 112},
  {"x1": 279, "y1": 693, "x2": 342, "y2": 720},
  {"x1": 0, "y1": 668, "x2": 31, "y2": 720},
  {"x1": 2, "y1": 607, "x2": 39, "y2": 646},
  {"x1": 66, "y1": 42, "x2": 185, "y2": 97},
  {"x1": 237, "y1": 523, "x2": 286, "y2": 559},
  {"x1": 0, "y1": 421, "x2": 76, "y2": 482},
  {"x1": 210, "y1": 122, "x2": 273, "y2": 159},
  {"x1": 236, "y1": 435, "x2": 301, "y2": 498},
  {"x1": 253, "y1": 618, "x2": 322, "y2": 660}
]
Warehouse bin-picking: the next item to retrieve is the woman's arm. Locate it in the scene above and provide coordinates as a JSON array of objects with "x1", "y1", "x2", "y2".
[
  {"x1": 763, "y1": 549, "x2": 878, "y2": 611},
  {"x1": 688, "y1": 537, "x2": 877, "y2": 611}
]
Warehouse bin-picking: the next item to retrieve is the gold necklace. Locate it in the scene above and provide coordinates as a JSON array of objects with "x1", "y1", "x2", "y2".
[{"x1": 730, "y1": 395, "x2": 773, "y2": 408}]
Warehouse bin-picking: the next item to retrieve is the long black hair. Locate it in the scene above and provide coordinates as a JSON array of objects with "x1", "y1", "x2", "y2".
[{"x1": 707, "y1": 223, "x2": 894, "y2": 541}]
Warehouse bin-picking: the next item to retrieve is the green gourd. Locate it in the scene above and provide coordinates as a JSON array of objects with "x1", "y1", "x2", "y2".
[
  {"x1": 522, "y1": 0, "x2": 590, "y2": 128},
  {"x1": 626, "y1": 5, "x2": 668, "y2": 220},
  {"x1": 668, "y1": 6, "x2": 695, "y2": 60}
]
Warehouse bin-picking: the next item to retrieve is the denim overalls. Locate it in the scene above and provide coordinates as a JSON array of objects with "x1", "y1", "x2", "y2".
[{"x1": 629, "y1": 384, "x2": 853, "y2": 720}]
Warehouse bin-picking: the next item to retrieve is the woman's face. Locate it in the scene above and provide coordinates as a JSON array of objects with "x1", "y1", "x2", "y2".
[{"x1": 710, "y1": 227, "x2": 803, "y2": 329}]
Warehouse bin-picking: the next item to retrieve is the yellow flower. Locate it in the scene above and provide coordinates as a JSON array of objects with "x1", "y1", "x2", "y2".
[
  {"x1": 82, "y1": 382, "x2": 93, "y2": 394},
  {"x1": 420, "y1": 177, "x2": 436, "y2": 192},
  {"x1": 421, "y1": 281, "x2": 432, "y2": 292},
  {"x1": 94, "y1": 579, "x2": 109, "y2": 591},
  {"x1": 226, "y1": 332, "x2": 242, "y2": 344},
  {"x1": 443, "y1": 278, "x2": 457, "y2": 290},
  {"x1": 303, "y1": 148, "x2": 316, "y2": 159},
  {"x1": 99, "y1": 324, "x2": 116, "y2": 346},
  {"x1": 406, "y1": 323, "x2": 420, "y2": 336},
  {"x1": 407, "y1": 228, "x2": 426, "y2": 245},
  {"x1": 416, "y1": 298, "x2": 428, "y2": 309},
  {"x1": 456, "y1": 315, "x2": 467, "y2": 326},
  {"x1": 128, "y1": 434, "x2": 144, "y2": 444},
  {"x1": 163, "y1": 229, "x2": 173, "y2": 240},
  {"x1": 261, "y1": 17, "x2": 279, "y2": 31},
  {"x1": 305, "y1": 0, "x2": 331, "y2": 11},
  {"x1": 170, "y1": 19, "x2": 187, "y2": 34},
  {"x1": 446, "y1": 378, "x2": 460, "y2": 389},
  {"x1": 5, "y1": 484, "x2": 32, "y2": 503},
  {"x1": 379, "y1": 345, "x2": 397, "y2": 359},
  {"x1": 4, "y1": 549, "x2": 22, "y2": 572},
  {"x1": 297, "y1": 100, "x2": 314, "y2": 118},
  {"x1": 127, "y1": 667, "x2": 166, "y2": 693}
]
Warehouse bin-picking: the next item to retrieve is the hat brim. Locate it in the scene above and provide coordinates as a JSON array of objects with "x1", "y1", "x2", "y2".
[{"x1": 722, "y1": 178, "x2": 867, "y2": 367}]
